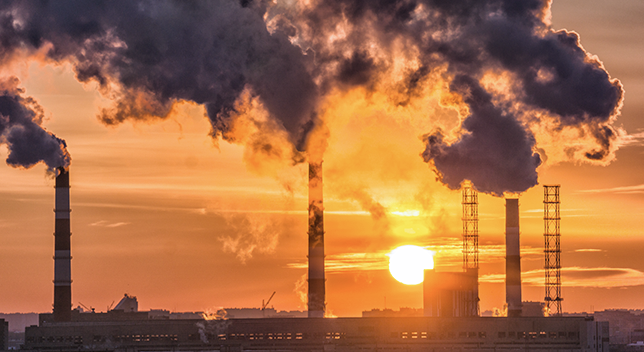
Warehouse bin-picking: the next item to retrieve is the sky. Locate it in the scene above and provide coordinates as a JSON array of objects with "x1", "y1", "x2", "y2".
[{"x1": 0, "y1": 0, "x2": 643, "y2": 317}]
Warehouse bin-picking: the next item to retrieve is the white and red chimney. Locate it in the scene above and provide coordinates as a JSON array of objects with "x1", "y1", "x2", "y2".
[
  {"x1": 53, "y1": 167, "x2": 72, "y2": 322},
  {"x1": 307, "y1": 160, "x2": 325, "y2": 318}
]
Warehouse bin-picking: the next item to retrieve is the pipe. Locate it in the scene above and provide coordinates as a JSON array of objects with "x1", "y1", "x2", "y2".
[
  {"x1": 307, "y1": 160, "x2": 325, "y2": 318},
  {"x1": 505, "y1": 198, "x2": 522, "y2": 317},
  {"x1": 53, "y1": 167, "x2": 72, "y2": 322}
]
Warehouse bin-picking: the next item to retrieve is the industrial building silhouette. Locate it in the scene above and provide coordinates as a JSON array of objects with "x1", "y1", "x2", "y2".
[{"x1": 13, "y1": 168, "x2": 610, "y2": 351}]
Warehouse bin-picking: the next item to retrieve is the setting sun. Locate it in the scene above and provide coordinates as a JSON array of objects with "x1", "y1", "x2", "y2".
[{"x1": 388, "y1": 245, "x2": 435, "y2": 285}]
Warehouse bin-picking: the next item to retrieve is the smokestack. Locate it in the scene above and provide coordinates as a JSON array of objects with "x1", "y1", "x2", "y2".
[
  {"x1": 307, "y1": 160, "x2": 325, "y2": 318},
  {"x1": 53, "y1": 167, "x2": 72, "y2": 322},
  {"x1": 505, "y1": 198, "x2": 521, "y2": 317}
]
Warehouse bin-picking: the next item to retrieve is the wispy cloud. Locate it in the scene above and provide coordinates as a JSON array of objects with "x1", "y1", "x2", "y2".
[
  {"x1": 480, "y1": 267, "x2": 644, "y2": 288},
  {"x1": 287, "y1": 252, "x2": 389, "y2": 273},
  {"x1": 286, "y1": 242, "x2": 545, "y2": 274},
  {"x1": 617, "y1": 130, "x2": 644, "y2": 148},
  {"x1": 574, "y1": 248, "x2": 604, "y2": 253},
  {"x1": 200, "y1": 209, "x2": 370, "y2": 216},
  {"x1": 523, "y1": 208, "x2": 585, "y2": 213},
  {"x1": 89, "y1": 220, "x2": 130, "y2": 228},
  {"x1": 218, "y1": 212, "x2": 281, "y2": 264},
  {"x1": 576, "y1": 184, "x2": 644, "y2": 194}
]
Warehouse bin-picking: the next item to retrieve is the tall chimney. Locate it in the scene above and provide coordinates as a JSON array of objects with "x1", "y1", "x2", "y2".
[
  {"x1": 307, "y1": 160, "x2": 325, "y2": 318},
  {"x1": 53, "y1": 167, "x2": 72, "y2": 322},
  {"x1": 505, "y1": 198, "x2": 521, "y2": 317}
]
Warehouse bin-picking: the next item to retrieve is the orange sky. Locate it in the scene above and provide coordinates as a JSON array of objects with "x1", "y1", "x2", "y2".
[{"x1": 1, "y1": 0, "x2": 644, "y2": 317}]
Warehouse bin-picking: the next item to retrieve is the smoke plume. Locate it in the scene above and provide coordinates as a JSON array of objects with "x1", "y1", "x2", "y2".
[
  {"x1": 0, "y1": 0, "x2": 318, "y2": 150},
  {"x1": 218, "y1": 212, "x2": 281, "y2": 264},
  {"x1": 283, "y1": 0, "x2": 623, "y2": 194},
  {"x1": 422, "y1": 75, "x2": 541, "y2": 195},
  {"x1": 0, "y1": 0, "x2": 625, "y2": 194},
  {"x1": 0, "y1": 77, "x2": 70, "y2": 172}
]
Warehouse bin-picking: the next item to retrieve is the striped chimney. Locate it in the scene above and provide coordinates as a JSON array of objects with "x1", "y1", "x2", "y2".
[
  {"x1": 505, "y1": 198, "x2": 522, "y2": 317},
  {"x1": 53, "y1": 168, "x2": 72, "y2": 322},
  {"x1": 307, "y1": 160, "x2": 325, "y2": 318}
]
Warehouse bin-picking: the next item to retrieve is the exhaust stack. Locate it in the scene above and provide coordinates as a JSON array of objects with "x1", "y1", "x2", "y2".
[
  {"x1": 53, "y1": 168, "x2": 72, "y2": 322},
  {"x1": 307, "y1": 160, "x2": 325, "y2": 318},
  {"x1": 505, "y1": 198, "x2": 521, "y2": 317}
]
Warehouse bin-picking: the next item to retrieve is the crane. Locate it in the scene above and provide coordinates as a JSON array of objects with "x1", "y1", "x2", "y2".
[
  {"x1": 78, "y1": 302, "x2": 95, "y2": 313},
  {"x1": 261, "y1": 291, "x2": 276, "y2": 317}
]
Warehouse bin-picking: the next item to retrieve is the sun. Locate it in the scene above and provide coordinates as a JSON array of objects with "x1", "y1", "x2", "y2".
[{"x1": 388, "y1": 245, "x2": 434, "y2": 285}]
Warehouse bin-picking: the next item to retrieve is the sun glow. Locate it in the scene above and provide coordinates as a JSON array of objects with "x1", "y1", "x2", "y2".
[
  {"x1": 387, "y1": 245, "x2": 435, "y2": 285},
  {"x1": 391, "y1": 210, "x2": 420, "y2": 217}
]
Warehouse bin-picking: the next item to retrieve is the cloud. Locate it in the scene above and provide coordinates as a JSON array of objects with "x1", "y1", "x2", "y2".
[
  {"x1": 480, "y1": 266, "x2": 644, "y2": 288},
  {"x1": 577, "y1": 184, "x2": 644, "y2": 194},
  {"x1": 287, "y1": 252, "x2": 389, "y2": 273},
  {"x1": 89, "y1": 220, "x2": 130, "y2": 228},
  {"x1": 286, "y1": 241, "x2": 545, "y2": 274},
  {"x1": 617, "y1": 130, "x2": 644, "y2": 148},
  {"x1": 574, "y1": 248, "x2": 604, "y2": 253},
  {"x1": 290, "y1": 253, "x2": 644, "y2": 289}
]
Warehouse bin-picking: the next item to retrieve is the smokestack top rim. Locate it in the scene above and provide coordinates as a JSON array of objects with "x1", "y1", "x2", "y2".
[{"x1": 55, "y1": 167, "x2": 70, "y2": 188}]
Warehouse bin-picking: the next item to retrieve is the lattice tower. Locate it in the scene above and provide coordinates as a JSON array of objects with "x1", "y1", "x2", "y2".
[
  {"x1": 462, "y1": 184, "x2": 479, "y2": 270},
  {"x1": 544, "y1": 185, "x2": 563, "y2": 316}
]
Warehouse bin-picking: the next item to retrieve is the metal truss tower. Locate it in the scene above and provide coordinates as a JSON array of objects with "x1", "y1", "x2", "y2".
[
  {"x1": 544, "y1": 185, "x2": 563, "y2": 316},
  {"x1": 462, "y1": 183, "x2": 479, "y2": 270},
  {"x1": 462, "y1": 183, "x2": 479, "y2": 316}
]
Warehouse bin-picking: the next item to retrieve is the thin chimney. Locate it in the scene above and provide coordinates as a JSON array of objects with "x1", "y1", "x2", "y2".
[
  {"x1": 307, "y1": 159, "x2": 325, "y2": 318},
  {"x1": 53, "y1": 168, "x2": 72, "y2": 322},
  {"x1": 505, "y1": 198, "x2": 522, "y2": 317}
]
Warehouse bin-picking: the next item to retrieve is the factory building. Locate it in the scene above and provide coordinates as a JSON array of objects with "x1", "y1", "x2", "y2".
[
  {"x1": 423, "y1": 270, "x2": 478, "y2": 318},
  {"x1": 23, "y1": 314, "x2": 608, "y2": 352},
  {"x1": 15, "y1": 171, "x2": 611, "y2": 351}
]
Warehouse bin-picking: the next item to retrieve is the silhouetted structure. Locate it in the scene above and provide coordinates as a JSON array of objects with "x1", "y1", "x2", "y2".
[
  {"x1": 505, "y1": 198, "x2": 522, "y2": 317},
  {"x1": 461, "y1": 183, "x2": 479, "y2": 315},
  {"x1": 308, "y1": 160, "x2": 325, "y2": 318},
  {"x1": 113, "y1": 294, "x2": 138, "y2": 312},
  {"x1": 362, "y1": 308, "x2": 423, "y2": 318},
  {"x1": 522, "y1": 301, "x2": 546, "y2": 317},
  {"x1": 423, "y1": 270, "x2": 478, "y2": 318},
  {"x1": 462, "y1": 183, "x2": 479, "y2": 270},
  {"x1": 594, "y1": 309, "x2": 644, "y2": 346},
  {"x1": 1, "y1": 319, "x2": 7, "y2": 351},
  {"x1": 53, "y1": 168, "x2": 72, "y2": 322},
  {"x1": 19, "y1": 172, "x2": 612, "y2": 352},
  {"x1": 23, "y1": 314, "x2": 609, "y2": 351},
  {"x1": 544, "y1": 185, "x2": 563, "y2": 316}
]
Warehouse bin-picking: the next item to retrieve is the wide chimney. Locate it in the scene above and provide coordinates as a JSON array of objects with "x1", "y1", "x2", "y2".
[
  {"x1": 53, "y1": 168, "x2": 72, "y2": 322},
  {"x1": 505, "y1": 198, "x2": 522, "y2": 317},
  {"x1": 307, "y1": 160, "x2": 325, "y2": 318}
]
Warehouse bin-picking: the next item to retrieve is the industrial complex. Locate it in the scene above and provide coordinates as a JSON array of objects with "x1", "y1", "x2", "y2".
[{"x1": 0, "y1": 167, "x2": 612, "y2": 351}]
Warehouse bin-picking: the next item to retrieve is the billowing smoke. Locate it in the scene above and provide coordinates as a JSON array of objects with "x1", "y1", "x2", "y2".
[
  {"x1": 282, "y1": 0, "x2": 623, "y2": 194},
  {"x1": 422, "y1": 75, "x2": 541, "y2": 196},
  {"x1": 0, "y1": 0, "x2": 318, "y2": 149},
  {"x1": 0, "y1": 0, "x2": 624, "y2": 194},
  {"x1": 0, "y1": 77, "x2": 70, "y2": 172}
]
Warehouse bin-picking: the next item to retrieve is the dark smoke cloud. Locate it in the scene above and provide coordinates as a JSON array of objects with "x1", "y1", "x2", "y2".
[
  {"x1": 422, "y1": 76, "x2": 541, "y2": 195},
  {"x1": 0, "y1": 77, "x2": 70, "y2": 172},
  {"x1": 0, "y1": 0, "x2": 625, "y2": 194},
  {"x1": 0, "y1": 0, "x2": 318, "y2": 148},
  {"x1": 286, "y1": 0, "x2": 623, "y2": 194},
  {"x1": 337, "y1": 51, "x2": 377, "y2": 87}
]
